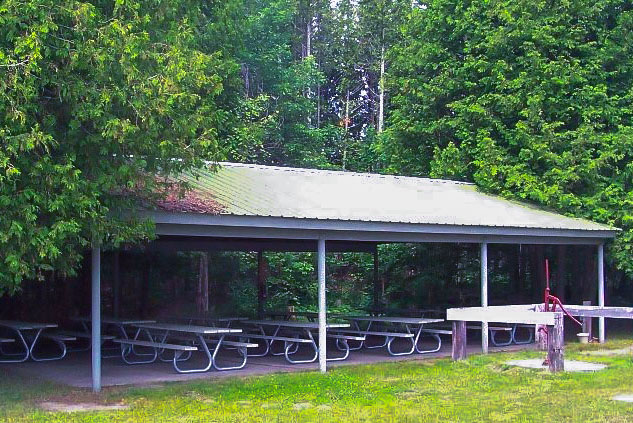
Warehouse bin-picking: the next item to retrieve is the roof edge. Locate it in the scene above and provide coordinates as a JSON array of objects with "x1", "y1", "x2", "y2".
[{"x1": 144, "y1": 211, "x2": 619, "y2": 239}]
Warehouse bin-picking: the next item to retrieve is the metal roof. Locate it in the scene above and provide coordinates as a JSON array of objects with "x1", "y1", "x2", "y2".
[{"x1": 158, "y1": 162, "x2": 616, "y2": 234}]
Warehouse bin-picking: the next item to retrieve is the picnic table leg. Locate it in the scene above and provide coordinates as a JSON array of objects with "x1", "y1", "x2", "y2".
[
  {"x1": 0, "y1": 329, "x2": 30, "y2": 363},
  {"x1": 174, "y1": 334, "x2": 218, "y2": 373},
  {"x1": 268, "y1": 325, "x2": 296, "y2": 356},
  {"x1": 387, "y1": 335, "x2": 415, "y2": 356},
  {"x1": 120, "y1": 329, "x2": 159, "y2": 364},
  {"x1": 212, "y1": 335, "x2": 249, "y2": 371},
  {"x1": 30, "y1": 329, "x2": 70, "y2": 362},
  {"x1": 489, "y1": 327, "x2": 513, "y2": 347},
  {"x1": 364, "y1": 322, "x2": 389, "y2": 349},
  {"x1": 452, "y1": 321, "x2": 467, "y2": 361},
  {"x1": 284, "y1": 332, "x2": 318, "y2": 364},
  {"x1": 411, "y1": 324, "x2": 441, "y2": 354},
  {"x1": 131, "y1": 326, "x2": 156, "y2": 357},
  {"x1": 156, "y1": 331, "x2": 192, "y2": 363},
  {"x1": 328, "y1": 339, "x2": 350, "y2": 361},
  {"x1": 346, "y1": 321, "x2": 364, "y2": 350},
  {"x1": 512, "y1": 324, "x2": 534, "y2": 345},
  {"x1": 240, "y1": 334, "x2": 270, "y2": 357}
]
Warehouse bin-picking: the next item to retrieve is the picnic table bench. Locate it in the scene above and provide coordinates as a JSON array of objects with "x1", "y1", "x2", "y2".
[
  {"x1": 430, "y1": 322, "x2": 534, "y2": 346},
  {"x1": 130, "y1": 323, "x2": 244, "y2": 372},
  {"x1": 242, "y1": 320, "x2": 351, "y2": 363},
  {"x1": 337, "y1": 316, "x2": 445, "y2": 356},
  {"x1": 54, "y1": 330, "x2": 116, "y2": 352},
  {"x1": 0, "y1": 320, "x2": 62, "y2": 362}
]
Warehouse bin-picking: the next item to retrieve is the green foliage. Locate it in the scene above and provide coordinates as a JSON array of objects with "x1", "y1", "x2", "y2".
[
  {"x1": 0, "y1": 0, "x2": 239, "y2": 292},
  {"x1": 388, "y1": 0, "x2": 633, "y2": 275}
]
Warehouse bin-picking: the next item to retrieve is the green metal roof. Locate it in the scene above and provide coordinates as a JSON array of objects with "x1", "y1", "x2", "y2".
[{"x1": 163, "y1": 162, "x2": 616, "y2": 233}]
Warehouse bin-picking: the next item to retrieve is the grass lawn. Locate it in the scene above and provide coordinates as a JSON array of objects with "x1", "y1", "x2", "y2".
[{"x1": 2, "y1": 340, "x2": 633, "y2": 422}]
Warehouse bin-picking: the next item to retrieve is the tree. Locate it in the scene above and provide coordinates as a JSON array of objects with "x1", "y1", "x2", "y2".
[
  {"x1": 0, "y1": 0, "x2": 238, "y2": 293},
  {"x1": 387, "y1": 0, "x2": 633, "y2": 275}
]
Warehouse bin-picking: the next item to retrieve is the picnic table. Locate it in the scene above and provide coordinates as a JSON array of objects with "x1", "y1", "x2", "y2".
[
  {"x1": 124, "y1": 322, "x2": 245, "y2": 372},
  {"x1": 0, "y1": 320, "x2": 62, "y2": 362},
  {"x1": 335, "y1": 316, "x2": 445, "y2": 356},
  {"x1": 241, "y1": 320, "x2": 352, "y2": 363}
]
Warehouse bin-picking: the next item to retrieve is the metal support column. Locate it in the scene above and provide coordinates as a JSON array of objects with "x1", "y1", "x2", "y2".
[
  {"x1": 317, "y1": 238, "x2": 327, "y2": 372},
  {"x1": 481, "y1": 242, "x2": 489, "y2": 354},
  {"x1": 91, "y1": 245, "x2": 102, "y2": 392},
  {"x1": 598, "y1": 243, "x2": 605, "y2": 343}
]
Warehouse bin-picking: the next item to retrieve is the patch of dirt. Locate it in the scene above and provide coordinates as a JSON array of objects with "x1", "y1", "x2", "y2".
[
  {"x1": 583, "y1": 347, "x2": 633, "y2": 356},
  {"x1": 293, "y1": 402, "x2": 313, "y2": 410},
  {"x1": 261, "y1": 402, "x2": 281, "y2": 409},
  {"x1": 39, "y1": 401, "x2": 129, "y2": 413}
]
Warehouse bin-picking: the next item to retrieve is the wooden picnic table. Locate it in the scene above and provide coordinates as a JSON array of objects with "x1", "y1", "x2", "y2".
[
  {"x1": 0, "y1": 320, "x2": 59, "y2": 362},
  {"x1": 242, "y1": 320, "x2": 350, "y2": 364},
  {"x1": 337, "y1": 316, "x2": 445, "y2": 355},
  {"x1": 129, "y1": 323, "x2": 243, "y2": 373}
]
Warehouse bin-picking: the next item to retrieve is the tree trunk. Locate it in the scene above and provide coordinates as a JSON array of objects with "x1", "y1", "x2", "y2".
[
  {"x1": 141, "y1": 257, "x2": 150, "y2": 318},
  {"x1": 257, "y1": 252, "x2": 267, "y2": 318},
  {"x1": 373, "y1": 247, "x2": 380, "y2": 310},
  {"x1": 316, "y1": 83, "x2": 321, "y2": 128},
  {"x1": 378, "y1": 42, "x2": 385, "y2": 133},
  {"x1": 342, "y1": 89, "x2": 350, "y2": 170},
  {"x1": 306, "y1": 20, "x2": 311, "y2": 57},
  {"x1": 197, "y1": 252, "x2": 209, "y2": 314},
  {"x1": 113, "y1": 251, "x2": 121, "y2": 318},
  {"x1": 530, "y1": 245, "x2": 546, "y2": 301},
  {"x1": 508, "y1": 245, "x2": 521, "y2": 298}
]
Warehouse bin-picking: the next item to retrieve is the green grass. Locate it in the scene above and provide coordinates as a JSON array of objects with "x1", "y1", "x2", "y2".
[{"x1": 3, "y1": 341, "x2": 633, "y2": 422}]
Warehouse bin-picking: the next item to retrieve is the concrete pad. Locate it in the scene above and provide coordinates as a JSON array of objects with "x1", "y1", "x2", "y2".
[
  {"x1": 1, "y1": 339, "x2": 533, "y2": 389},
  {"x1": 613, "y1": 394, "x2": 633, "y2": 403},
  {"x1": 505, "y1": 359, "x2": 607, "y2": 372}
]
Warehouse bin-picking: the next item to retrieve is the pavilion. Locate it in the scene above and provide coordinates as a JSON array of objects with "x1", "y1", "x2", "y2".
[{"x1": 88, "y1": 162, "x2": 618, "y2": 391}]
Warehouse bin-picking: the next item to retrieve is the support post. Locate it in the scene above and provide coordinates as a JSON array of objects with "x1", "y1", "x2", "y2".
[
  {"x1": 598, "y1": 243, "x2": 605, "y2": 343},
  {"x1": 582, "y1": 300, "x2": 592, "y2": 339},
  {"x1": 480, "y1": 242, "x2": 489, "y2": 353},
  {"x1": 317, "y1": 238, "x2": 327, "y2": 372},
  {"x1": 452, "y1": 320, "x2": 467, "y2": 360},
  {"x1": 91, "y1": 245, "x2": 102, "y2": 393},
  {"x1": 547, "y1": 313, "x2": 564, "y2": 372}
]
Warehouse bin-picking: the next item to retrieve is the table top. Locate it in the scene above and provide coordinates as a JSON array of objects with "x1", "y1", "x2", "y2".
[
  {"x1": 342, "y1": 316, "x2": 444, "y2": 325},
  {"x1": 133, "y1": 322, "x2": 242, "y2": 335},
  {"x1": 244, "y1": 320, "x2": 350, "y2": 329},
  {"x1": 178, "y1": 316, "x2": 249, "y2": 322},
  {"x1": 72, "y1": 317, "x2": 156, "y2": 325},
  {"x1": 0, "y1": 320, "x2": 58, "y2": 331}
]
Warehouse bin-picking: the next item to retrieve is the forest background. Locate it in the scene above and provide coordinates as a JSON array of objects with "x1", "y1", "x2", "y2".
[{"x1": 1, "y1": 0, "x2": 632, "y2": 318}]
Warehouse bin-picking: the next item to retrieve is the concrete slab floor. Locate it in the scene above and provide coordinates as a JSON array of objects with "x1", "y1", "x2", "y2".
[{"x1": 1, "y1": 339, "x2": 533, "y2": 389}]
